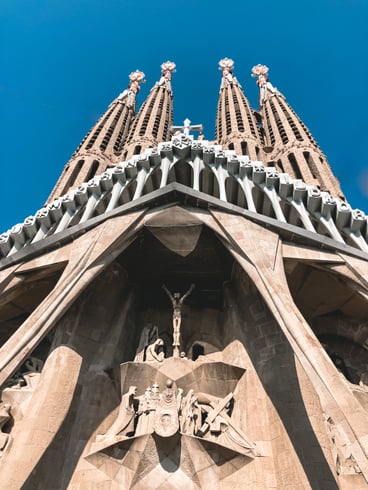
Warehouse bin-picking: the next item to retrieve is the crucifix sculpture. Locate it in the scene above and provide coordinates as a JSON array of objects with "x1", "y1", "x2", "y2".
[
  {"x1": 171, "y1": 118, "x2": 203, "y2": 137},
  {"x1": 162, "y1": 284, "x2": 195, "y2": 358}
]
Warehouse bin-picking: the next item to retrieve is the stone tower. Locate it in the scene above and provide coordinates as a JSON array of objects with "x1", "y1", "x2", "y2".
[
  {"x1": 0, "y1": 59, "x2": 367, "y2": 490},
  {"x1": 251, "y1": 64, "x2": 344, "y2": 198},
  {"x1": 216, "y1": 58, "x2": 265, "y2": 161},
  {"x1": 123, "y1": 61, "x2": 175, "y2": 160},
  {"x1": 48, "y1": 70, "x2": 146, "y2": 202}
]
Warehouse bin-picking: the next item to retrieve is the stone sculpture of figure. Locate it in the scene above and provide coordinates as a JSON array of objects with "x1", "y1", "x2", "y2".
[
  {"x1": 145, "y1": 338, "x2": 165, "y2": 362},
  {"x1": 162, "y1": 284, "x2": 195, "y2": 357},
  {"x1": 136, "y1": 387, "x2": 152, "y2": 436},
  {"x1": 148, "y1": 384, "x2": 160, "y2": 432},
  {"x1": 5, "y1": 356, "x2": 43, "y2": 389},
  {"x1": 154, "y1": 379, "x2": 183, "y2": 437},
  {"x1": 24, "y1": 356, "x2": 43, "y2": 373},
  {"x1": 194, "y1": 391, "x2": 258, "y2": 457},
  {"x1": 180, "y1": 389, "x2": 200, "y2": 436},
  {"x1": 23, "y1": 356, "x2": 44, "y2": 389},
  {"x1": 105, "y1": 386, "x2": 137, "y2": 437},
  {"x1": 0, "y1": 402, "x2": 11, "y2": 453},
  {"x1": 161, "y1": 379, "x2": 183, "y2": 412},
  {"x1": 135, "y1": 384, "x2": 161, "y2": 436},
  {"x1": 135, "y1": 323, "x2": 159, "y2": 361}
]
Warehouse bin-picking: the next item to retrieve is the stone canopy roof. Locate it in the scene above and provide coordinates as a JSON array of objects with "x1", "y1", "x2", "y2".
[{"x1": 1, "y1": 133, "x2": 367, "y2": 264}]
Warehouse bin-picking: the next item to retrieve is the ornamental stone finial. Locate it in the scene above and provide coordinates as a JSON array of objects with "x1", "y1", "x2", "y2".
[
  {"x1": 251, "y1": 64, "x2": 269, "y2": 87},
  {"x1": 117, "y1": 70, "x2": 146, "y2": 107},
  {"x1": 218, "y1": 58, "x2": 239, "y2": 89},
  {"x1": 251, "y1": 64, "x2": 280, "y2": 103},
  {"x1": 161, "y1": 61, "x2": 176, "y2": 79},
  {"x1": 128, "y1": 70, "x2": 146, "y2": 93},
  {"x1": 219, "y1": 58, "x2": 235, "y2": 72},
  {"x1": 157, "y1": 61, "x2": 176, "y2": 92}
]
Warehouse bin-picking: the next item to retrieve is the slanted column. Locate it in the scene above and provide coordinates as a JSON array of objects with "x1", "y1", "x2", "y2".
[
  {"x1": 47, "y1": 71, "x2": 145, "y2": 203},
  {"x1": 124, "y1": 61, "x2": 176, "y2": 160},
  {"x1": 216, "y1": 58, "x2": 265, "y2": 161},
  {"x1": 252, "y1": 64, "x2": 344, "y2": 199}
]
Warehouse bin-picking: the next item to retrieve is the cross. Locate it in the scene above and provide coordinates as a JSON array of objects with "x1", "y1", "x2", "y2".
[{"x1": 171, "y1": 118, "x2": 204, "y2": 137}]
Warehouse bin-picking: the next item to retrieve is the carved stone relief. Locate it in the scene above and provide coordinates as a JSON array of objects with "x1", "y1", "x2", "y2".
[
  {"x1": 90, "y1": 355, "x2": 259, "y2": 472},
  {"x1": 5, "y1": 356, "x2": 43, "y2": 390},
  {"x1": 326, "y1": 416, "x2": 362, "y2": 476},
  {"x1": 0, "y1": 402, "x2": 11, "y2": 457},
  {"x1": 1, "y1": 356, "x2": 44, "y2": 435}
]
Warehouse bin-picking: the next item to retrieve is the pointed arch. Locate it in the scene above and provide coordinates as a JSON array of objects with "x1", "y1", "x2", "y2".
[
  {"x1": 119, "y1": 180, "x2": 138, "y2": 205},
  {"x1": 251, "y1": 186, "x2": 276, "y2": 218},
  {"x1": 85, "y1": 160, "x2": 100, "y2": 182},
  {"x1": 143, "y1": 168, "x2": 162, "y2": 195},
  {"x1": 167, "y1": 160, "x2": 193, "y2": 188},
  {"x1": 225, "y1": 175, "x2": 247, "y2": 208},
  {"x1": 199, "y1": 167, "x2": 220, "y2": 199},
  {"x1": 61, "y1": 160, "x2": 84, "y2": 194}
]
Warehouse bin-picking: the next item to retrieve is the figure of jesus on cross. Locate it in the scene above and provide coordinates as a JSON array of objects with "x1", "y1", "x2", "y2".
[{"x1": 162, "y1": 284, "x2": 195, "y2": 358}]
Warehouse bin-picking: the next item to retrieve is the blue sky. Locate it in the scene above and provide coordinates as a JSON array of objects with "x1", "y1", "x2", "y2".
[{"x1": 1, "y1": 0, "x2": 367, "y2": 232}]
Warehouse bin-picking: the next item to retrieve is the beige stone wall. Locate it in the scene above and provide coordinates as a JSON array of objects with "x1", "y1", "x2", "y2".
[{"x1": 0, "y1": 206, "x2": 367, "y2": 488}]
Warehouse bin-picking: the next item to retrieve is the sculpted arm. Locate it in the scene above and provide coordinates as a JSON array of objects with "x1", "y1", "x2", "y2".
[
  {"x1": 180, "y1": 284, "x2": 195, "y2": 304},
  {"x1": 162, "y1": 284, "x2": 174, "y2": 304}
]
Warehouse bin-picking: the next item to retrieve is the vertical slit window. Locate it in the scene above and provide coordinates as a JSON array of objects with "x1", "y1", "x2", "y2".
[
  {"x1": 85, "y1": 160, "x2": 100, "y2": 182},
  {"x1": 62, "y1": 159, "x2": 84, "y2": 194},
  {"x1": 288, "y1": 153, "x2": 302, "y2": 179}
]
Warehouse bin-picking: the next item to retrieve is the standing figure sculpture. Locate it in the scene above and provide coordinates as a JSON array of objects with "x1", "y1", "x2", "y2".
[
  {"x1": 105, "y1": 386, "x2": 137, "y2": 437},
  {"x1": 145, "y1": 338, "x2": 165, "y2": 362},
  {"x1": 162, "y1": 284, "x2": 195, "y2": 358}
]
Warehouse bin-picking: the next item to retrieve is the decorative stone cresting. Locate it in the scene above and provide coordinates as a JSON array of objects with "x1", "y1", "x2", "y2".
[{"x1": 0, "y1": 133, "x2": 367, "y2": 259}]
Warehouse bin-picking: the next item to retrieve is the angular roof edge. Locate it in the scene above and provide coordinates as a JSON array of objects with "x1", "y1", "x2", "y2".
[{"x1": 1, "y1": 133, "x2": 367, "y2": 263}]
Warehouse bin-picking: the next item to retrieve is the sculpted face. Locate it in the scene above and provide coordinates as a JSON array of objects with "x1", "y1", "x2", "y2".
[{"x1": 129, "y1": 386, "x2": 137, "y2": 396}]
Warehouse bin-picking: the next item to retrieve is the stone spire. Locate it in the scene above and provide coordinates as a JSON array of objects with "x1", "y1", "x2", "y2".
[
  {"x1": 216, "y1": 58, "x2": 265, "y2": 160},
  {"x1": 47, "y1": 71, "x2": 145, "y2": 202},
  {"x1": 123, "y1": 61, "x2": 176, "y2": 160},
  {"x1": 252, "y1": 64, "x2": 344, "y2": 198}
]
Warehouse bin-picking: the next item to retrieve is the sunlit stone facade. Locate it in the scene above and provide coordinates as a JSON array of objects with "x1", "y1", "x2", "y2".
[{"x1": 0, "y1": 60, "x2": 367, "y2": 490}]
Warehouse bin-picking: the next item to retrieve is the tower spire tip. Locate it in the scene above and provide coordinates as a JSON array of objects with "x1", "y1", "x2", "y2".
[
  {"x1": 116, "y1": 70, "x2": 146, "y2": 107},
  {"x1": 251, "y1": 64, "x2": 280, "y2": 103},
  {"x1": 160, "y1": 61, "x2": 176, "y2": 74},
  {"x1": 219, "y1": 58, "x2": 235, "y2": 71},
  {"x1": 157, "y1": 61, "x2": 176, "y2": 92},
  {"x1": 218, "y1": 58, "x2": 240, "y2": 89}
]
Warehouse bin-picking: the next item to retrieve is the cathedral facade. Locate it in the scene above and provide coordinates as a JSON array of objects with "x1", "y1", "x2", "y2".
[{"x1": 0, "y1": 59, "x2": 367, "y2": 489}]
